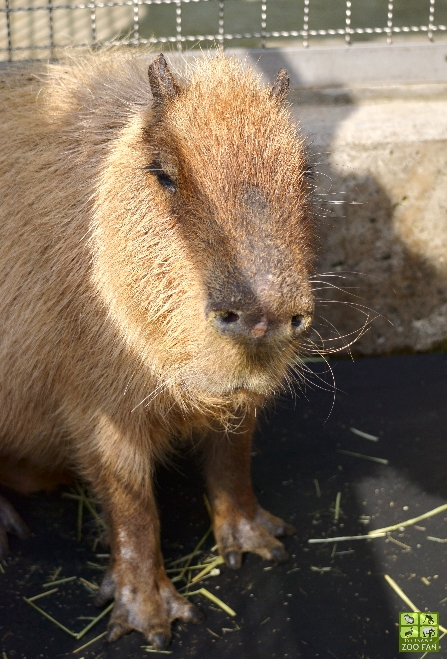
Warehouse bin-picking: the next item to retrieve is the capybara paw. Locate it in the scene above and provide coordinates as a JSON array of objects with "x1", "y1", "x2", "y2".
[
  {"x1": 254, "y1": 506, "x2": 296, "y2": 537},
  {"x1": 96, "y1": 569, "x2": 202, "y2": 645},
  {"x1": 215, "y1": 506, "x2": 295, "y2": 568},
  {"x1": 107, "y1": 608, "x2": 172, "y2": 648},
  {"x1": 0, "y1": 494, "x2": 29, "y2": 559}
]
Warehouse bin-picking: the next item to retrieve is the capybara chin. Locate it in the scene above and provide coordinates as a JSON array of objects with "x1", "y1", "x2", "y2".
[{"x1": 0, "y1": 51, "x2": 314, "y2": 647}]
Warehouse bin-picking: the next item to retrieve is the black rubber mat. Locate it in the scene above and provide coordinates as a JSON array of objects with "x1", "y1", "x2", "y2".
[{"x1": 2, "y1": 352, "x2": 447, "y2": 659}]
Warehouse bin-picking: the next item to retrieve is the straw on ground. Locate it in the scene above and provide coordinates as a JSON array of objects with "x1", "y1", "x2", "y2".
[
  {"x1": 337, "y1": 449, "x2": 388, "y2": 465},
  {"x1": 334, "y1": 492, "x2": 341, "y2": 522},
  {"x1": 23, "y1": 597, "x2": 78, "y2": 638},
  {"x1": 73, "y1": 631, "x2": 107, "y2": 654},
  {"x1": 384, "y1": 574, "x2": 447, "y2": 634},
  {"x1": 191, "y1": 556, "x2": 224, "y2": 583},
  {"x1": 23, "y1": 594, "x2": 114, "y2": 641},
  {"x1": 370, "y1": 503, "x2": 447, "y2": 535},
  {"x1": 308, "y1": 532, "x2": 386, "y2": 544},
  {"x1": 349, "y1": 427, "x2": 379, "y2": 441},
  {"x1": 43, "y1": 576, "x2": 77, "y2": 587},
  {"x1": 185, "y1": 587, "x2": 236, "y2": 617},
  {"x1": 28, "y1": 588, "x2": 59, "y2": 602},
  {"x1": 172, "y1": 527, "x2": 213, "y2": 583},
  {"x1": 387, "y1": 536, "x2": 411, "y2": 550}
]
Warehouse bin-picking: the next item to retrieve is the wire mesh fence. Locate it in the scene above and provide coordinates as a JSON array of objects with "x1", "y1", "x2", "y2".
[{"x1": 1, "y1": 0, "x2": 447, "y2": 61}]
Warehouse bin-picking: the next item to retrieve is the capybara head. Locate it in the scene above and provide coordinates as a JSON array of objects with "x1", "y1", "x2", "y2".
[{"x1": 92, "y1": 54, "x2": 314, "y2": 403}]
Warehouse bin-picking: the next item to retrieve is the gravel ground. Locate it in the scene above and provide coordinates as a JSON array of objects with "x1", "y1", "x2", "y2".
[{"x1": 1, "y1": 352, "x2": 447, "y2": 659}]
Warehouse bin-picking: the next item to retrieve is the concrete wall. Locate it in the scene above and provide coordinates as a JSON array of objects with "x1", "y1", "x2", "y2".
[{"x1": 288, "y1": 84, "x2": 447, "y2": 356}]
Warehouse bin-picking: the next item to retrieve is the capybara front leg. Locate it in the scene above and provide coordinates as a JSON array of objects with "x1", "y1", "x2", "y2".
[
  {"x1": 94, "y1": 480, "x2": 202, "y2": 647},
  {"x1": 0, "y1": 493, "x2": 29, "y2": 559},
  {"x1": 201, "y1": 411, "x2": 295, "y2": 569},
  {"x1": 94, "y1": 483, "x2": 202, "y2": 647},
  {"x1": 84, "y1": 425, "x2": 202, "y2": 647}
]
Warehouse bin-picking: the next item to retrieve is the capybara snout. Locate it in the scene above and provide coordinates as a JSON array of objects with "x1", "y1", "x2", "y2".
[
  {"x1": 204, "y1": 194, "x2": 314, "y2": 345},
  {"x1": 207, "y1": 286, "x2": 313, "y2": 343},
  {"x1": 0, "y1": 51, "x2": 314, "y2": 646}
]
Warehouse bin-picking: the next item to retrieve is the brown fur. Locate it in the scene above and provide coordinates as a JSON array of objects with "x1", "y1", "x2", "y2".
[{"x1": 0, "y1": 51, "x2": 314, "y2": 647}]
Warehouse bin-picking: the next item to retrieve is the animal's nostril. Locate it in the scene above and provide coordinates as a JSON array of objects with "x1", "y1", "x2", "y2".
[
  {"x1": 220, "y1": 311, "x2": 240, "y2": 324},
  {"x1": 210, "y1": 310, "x2": 243, "y2": 336},
  {"x1": 291, "y1": 315, "x2": 304, "y2": 329}
]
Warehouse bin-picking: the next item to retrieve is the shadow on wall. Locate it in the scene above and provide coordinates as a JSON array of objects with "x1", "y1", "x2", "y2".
[
  {"x1": 251, "y1": 49, "x2": 447, "y2": 357},
  {"x1": 303, "y1": 90, "x2": 447, "y2": 357},
  {"x1": 309, "y1": 135, "x2": 447, "y2": 357}
]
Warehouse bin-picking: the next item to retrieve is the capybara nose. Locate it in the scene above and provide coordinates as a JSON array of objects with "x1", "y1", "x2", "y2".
[{"x1": 211, "y1": 309, "x2": 311, "y2": 340}]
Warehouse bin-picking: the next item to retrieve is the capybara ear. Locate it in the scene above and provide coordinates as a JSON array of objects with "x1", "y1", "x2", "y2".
[
  {"x1": 148, "y1": 54, "x2": 180, "y2": 110},
  {"x1": 269, "y1": 68, "x2": 290, "y2": 103}
]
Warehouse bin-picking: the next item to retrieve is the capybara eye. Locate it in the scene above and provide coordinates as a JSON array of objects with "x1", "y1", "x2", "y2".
[
  {"x1": 156, "y1": 171, "x2": 177, "y2": 193},
  {"x1": 143, "y1": 160, "x2": 177, "y2": 192}
]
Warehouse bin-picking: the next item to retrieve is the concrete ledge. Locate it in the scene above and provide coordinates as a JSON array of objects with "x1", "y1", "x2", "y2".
[{"x1": 229, "y1": 43, "x2": 447, "y2": 88}]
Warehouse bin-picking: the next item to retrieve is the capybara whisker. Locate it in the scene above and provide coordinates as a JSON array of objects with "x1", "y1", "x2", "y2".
[
  {"x1": 311, "y1": 316, "x2": 373, "y2": 344},
  {"x1": 315, "y1": 298, "x2": 386, "y2": 322}
]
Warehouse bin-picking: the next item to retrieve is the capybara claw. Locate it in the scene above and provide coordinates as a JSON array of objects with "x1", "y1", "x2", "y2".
[
  {"x1": 148, "y1": 631, "x2": 170, "y2": 650},
  {"x1": 224, "y1": 550, "x2": 242, "y2": 570},
  {"x1": 0, "y1": 494, "x2": 29, "y2": 558},
  {"x1": 184, "y1": 605, "x2": 204, "y2": 625},
  {"x1": 107, "y1": 621, "x2": 130, "y2": 643},
  {"x1": 270, "y1": 545, "x2": 289, "y2": 563},
  {"x1": 254, "y1": 506, "x2": 296, "y2": 538},
  {"x1": 215, "y1": 505, "x2": 293, "y2": 566}
]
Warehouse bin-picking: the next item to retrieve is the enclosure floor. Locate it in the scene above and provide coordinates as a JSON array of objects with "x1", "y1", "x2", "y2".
[{"x1": 1, "y1": 353, "x2": 447, "y2": 659}]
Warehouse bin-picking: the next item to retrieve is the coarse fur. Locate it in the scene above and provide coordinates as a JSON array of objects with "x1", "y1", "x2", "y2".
[{"x1": 0, "y1": 50, "x2": 314, "y2": 647}]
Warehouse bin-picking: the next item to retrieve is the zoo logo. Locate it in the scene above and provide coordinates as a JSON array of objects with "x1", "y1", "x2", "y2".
[{"x1": 399, "y1": 612, "x2": 439, "y2": 653}]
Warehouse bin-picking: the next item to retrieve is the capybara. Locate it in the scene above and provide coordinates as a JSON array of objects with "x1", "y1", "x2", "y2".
[{"x1": 0, "y1": 51, "x2": 314, "y2": 647}]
